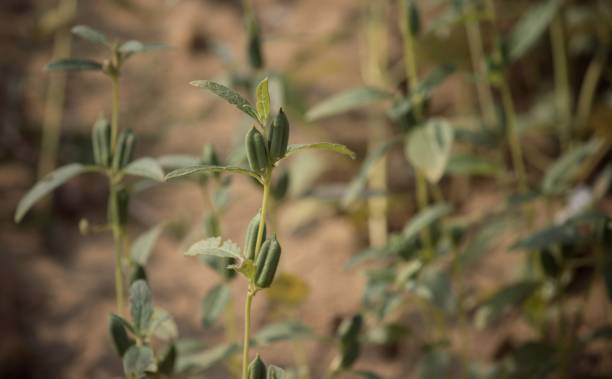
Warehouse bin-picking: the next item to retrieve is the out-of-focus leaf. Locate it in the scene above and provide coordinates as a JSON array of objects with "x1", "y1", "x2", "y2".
[
  {"x1": 119, "y1": 40, "x2": 167, "y2": 57},
  {"x1": 131, "y1": 224, "x2": 163, "y2": 266},
  {"x1": 15, "y1": 163, "x2": 94, "y2": 222},
  {"x1": 460, "y1": 216, "x2": 513, "y2": 268},
  {"x1": 252, "y1": 320, "x2": 312, "y2": 346},
  {"x1": 507, "y1": 0, "x2": 563, "y2": 61},
  {"x1": 130, "y1": 280, "x2": 154, "y2": 335},
  {"x1": 446, "y1": 153, "x2": 500, "y2": 177},
  {"x1": 475, "y1": 281, "x2": 540, "y2": 328},
  {"x1": 412, "y1": 268, "x2": 455, "y2": 312},
  {"x1": 417, "y1": 350, "x2": 451, "y2": 379},
  {"x1": 306, "y1": 87, "x2": 393, "y2": 121},
  {"x1": 350, "y1": 370, "x2": 384, "y2": 379},
  {"x1": 175, "y1": 343, "x2": 240, "y2": 373},
  {"x1": 157, "y1": 154, "x2": 201, "y2": 169},
  {"x1": 150, "y1": 307, "x2": 178, "y2": 340},
  {"x1": 201, "y1": 283, "x2": 231, "y2": 327},
  {"x1": 190, "y1": 80, "x2": 259, "y2": 121},
  {"x1": 47, "y1": 58, "x2": 103, "y2": 71},
  {"x1": 406, "y1": 118, "x2": 454, "y2": 183},
  {"x1": 541, "y1": 140, "x2": 600, "y2": 195},
  {"x1": 255, "y1": 77, "x2": 270, "y2": 124},
  {"x1": 109, "y1": 314, "x2": 135, "y2": 357},
  {"x1": 185, "y1": 237, "x2": 241, "y2": 260},
  {"x1": 342, "y1": 138, "x2": 402, "y2": 207},
  {"x1": 158, "y1": 344, "x2": 177, "y2": 375},
  {"x1": 123, "y1": 345, "x2": 157, "y2": 376},
  {"x1": 123, "y1": 157, "x2": 165, "y2": 182},
  {"x1": 506, "y1": 342, "x2": 557, "y2": 379},
  {"x1": 72, "y1": 25, "x2": 108, "y2": 45},
  {"x1": 165, "y1": 165, "x2": 261, "y2": 183},
  {"x1": 402, "y1": 203, "x2": 452, "y2": 241},
  {"x1": 285, "y1": 143, "x2": 356, "y2": 160}
]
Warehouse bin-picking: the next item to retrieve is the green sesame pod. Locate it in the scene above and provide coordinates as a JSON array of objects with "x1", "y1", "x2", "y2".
[
  {"x1": 246, "y1": 127, "x2": 269, "y2": 172},
  {"x1": 338, "y1": 342, "x2": 360, "y2": 369},
  {"x1": 268, "y1": 109, "x2": 290, "y2": 163},
  {"x1": 247, "y1": 17, "x2": 264, "y2": 70},
  {"x1": 112, "y1": 129, "x2": 135, "y2": 171},
  {"x1": 108, "y1": 188, "x2": 130, "y2": 226},
  {"x1": 244, "y1": 211, "x2": 266, "y2": 260},
  {"x1": 130, "y1": 264, "x2": 147, "y2": 285},
  {"x1": 255, "y1": 235, "x2": 281, "y2": 288},
  {"x1": 248, "y1": 355, "x2": 267, "y2": 379},
  {"x1": 108, "y1": 314, "x2": 134, "y2": 357},
  {"x1": 92, "y1": 117, "x2": 111, "y2": 167}
]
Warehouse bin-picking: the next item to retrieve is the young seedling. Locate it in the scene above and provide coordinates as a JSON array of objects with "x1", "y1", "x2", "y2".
[{"x1": 166, "y1": 77, "x2": 355, "y2": 379}]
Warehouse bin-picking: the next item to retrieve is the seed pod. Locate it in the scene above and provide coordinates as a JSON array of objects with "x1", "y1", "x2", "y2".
[
  {"x1": 109, "y1": 188, "x2": 130, "y2": 226},
  {"x1": 246, "y1": 127, "x2": 269, "y2": 172},
  {"x1": 338, "y1": 342, "x2": 360, "y2": 369},
  {"x1": 338, "y1": 314, "x2": 363, "y2": 345},
  {"x1": 130, "y1": 264, "x2": 147, "y2": 284},
  {"x1": 247, "y1": 17, "x2": 264, "y2": 70},
  {"x1": 248, "y1": 355, "x2": 267, "y2": 379},
  {"x1": 255, "y1": 235, "x2": 281, "y2": 288},
  {"x1": 244, "y1": 211, "x2": 267, "y2": 260},
  {"x1": 108, "y1": 314, "x2": 134, "y2": 357},
  {"x1": 92, "y1": 117, "x2": 111, "y2": 167},
  {"x1": 112, "y1": 128, "x2": 135, "y2": 171},
  {"x1": 268, "y1": 109, "x2": 290, "y2": 163}
]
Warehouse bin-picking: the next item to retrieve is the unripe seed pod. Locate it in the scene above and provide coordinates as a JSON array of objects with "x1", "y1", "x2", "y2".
[
  {"x1": 255, "y1": 235, "x2": 281, "y2": 288},
  {"x1": 244, "y1": 211, "x2": 266, "y2": 260},
  {"x1": 248, "y1": 355, "x2": 267, "y2": 379},
  {"x1": 109, "y1": 188, "x2": 130, "y2": 226},
  {"x1": 130, "y1": 264, "x2": 147, "y2": 284},
  {"x1": 246, "y1": 127, "x2": 269, "y2": 172},
  {"x1": 268, "y1": 109, "x2": 290, "y2": 163},
  {"x1": 92, "y1": 117, "x2": 111, "y2": 167},
  {"x1": 338, "y1": 342, "x2": 360, "y2": 369},
  {"x1": 247, "y1": 17, "x2": 264, "y2": 70},
  {"x1": 112, "y1": 129, "x2": 135, "y2": 171}
]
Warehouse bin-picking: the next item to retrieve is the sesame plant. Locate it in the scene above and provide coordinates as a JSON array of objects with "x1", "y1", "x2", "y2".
[
  {"x1": 13, "y1": 25, "x2": 179, "y2": 378},
  {"x1": 164, "y1": 77, "x2": 355, "y2": 379}
]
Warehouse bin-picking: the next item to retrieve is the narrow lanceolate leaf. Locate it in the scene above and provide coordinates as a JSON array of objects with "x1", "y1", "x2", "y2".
[
  {"x1": 306, "y1": 87, "x2": 393, "y2": 121},
  {"x1": 175, "y1": 343, "x2": 240, "y2": 373},
  {"x1": 157, "y1": 154, "x2": 201, "y2": 169},
  {"x1": 46, "y1": 58, "x2": 103, "y2": 71},
  {"x1": 123, "y1": 345, "x2": 157, "y2": 376},
  {"x1": 15, "y1": 163, "x2": 94, "y2": 222},
  {"x1": 123, "y1": 157, "x2": 165, "y2": 182},
  {"x1": 402, "y1": 203, "x2": 452, "y2": 241},
  {"x1": 119, "y1": 40, "x2": 167, "y2": 57},
  {"x1": 507, "y1": 0, "x2": 562, "y2": 61},
  {"x1": 109, "y1": 314, "x2": 135, "y2": 357},
  {"x1": 285, "y1": 143, "x2": 356, "y2": 160},
  {"x1": 201, "y1": 283, "x2": 231, "y2": 327},
  {"x1": 406, "y1": 118, "x2": 454, "y2": 183},
  {"x1": 130, "y1": 280, "x2": 154, "y2": 335},
  {"x1": 342, "y1": 138, "x2": 402, "y2": 207},
  {"x1": 541, "y1": 140, "x2": 600, "y2": 195},
  {"x1": 185, "y1": 237, "x2": 241, "y2": 260},
  {"x1": 475, "y1": 281, "x2": 540, "y2": 328},
  {"x1": 190, "y1": 80, "x2": 259, "y2": 121},
  {"x1": 130, "y1": 224, "x2": 164, "y2": 266},
  {"x1": 255, "y1": 77, "x2": 270, "y2": 124},
  {"x1": 71, "y1": 25, "x2": 108, "y2": 45},
  {"x1": 252, "y1": 320, "x2": 312, "y2": 346},
  {"x1": 446, "y1": 153, "x2": 500, "y2": 177},
  {"x1": 165, "y1": 165, "x2": 262, "y2": 183}
]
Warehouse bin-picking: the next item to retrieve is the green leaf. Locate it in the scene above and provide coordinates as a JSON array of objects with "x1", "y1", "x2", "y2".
[
  {"x1": 131, "y1": 224, "x2": 164, "y2": 266},
  {"x1": 201, "y1": 283, "x2": 231, "y2": 327},
  {"x1": 71, "y1": 25, "x2": 108, "y2": 45},
  {"x1": 446, "y1": 153, "x2": 500, "y2": 177},
  {"x1": 157, "y1": 154, "x2": 200, "y2": 169},
  {"x1": 507, "y1": 0, "x2": 563, "y2": 61},
  {"x1": 130, "y1": 280, "x2": 154, "y2": 335},
  {"x1": 402, "y1": 203, "x2": 452, "y2": 241},
  {"x1": 150, "y1": 307, "x2": 178, "y2": 340},
  {"x1": 185, "y1": 237, "x2": 241, "y2": 260},
  {"x1": 165, "y1": 165, "x2": 262, "y2": 183},
  {"x1": 190, "y1": 80, "x2": 259, "y2": 121},
  {"x1": 475, "y1": 281, "x2": 540, "y2": 328},
  {"x1": 507, "y1": 342, "x2": 557, "y2": 379},
  {"x1": 306, "y1": 87, "x2": 393, "y2": 121},
  {"x1": 108, "y1": 314, "x2": 135, "y2": 357},
  {"x1": 417, "y1": 350, "x2": 451, "y2": 379},
  {"x1": 123, "y1": 157, "x2": 165, "y2": 182},
  {"x1": 175, "y1": 343, "x2": 240, "y2": 373},
  {"x1": 542, "y1": 140, "x2": 600, "y2": 195},
  {"x1": 158, "y1": 344, "x2": 177, "y2": 375},
  {"x1": 123, "y1": 345, "x2": 157, "y2": 376},
  {"x1": 285, "y1": 143, "x2": 356, "y2": 160},
  {"x1": 267, "y1": 366, "x2": 286, "y2": 379},
  {"x1": 255, "y1": 77, "x2": 270, "y2": 124},
  {"x1": 511, "y1": 222, "x2": 576, "y2": 251},
  {"x1": 252, "y1": 320, "x2": 312, "y2": 346},
  {"x1": 46, "y1": 58, "x2": 103, "y2": 71},
  {"x1": 119, "y1": 40, "x2": 167, "y2": 57},
  {"x1": 460, "y1": 216, "x2": 513, "y2": 268},
  {"x1": 342, "y1": 138, "x2": 402, "y2": 207},
  {"x1": 406, "y1": 118, "x2": 454, "y2": 183},
  {"x1": 15, "y1": 163, "x2": 94, "y2": 222}
]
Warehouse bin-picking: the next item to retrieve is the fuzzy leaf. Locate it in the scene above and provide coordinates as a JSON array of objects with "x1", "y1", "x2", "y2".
[
  {"x1": 72, "y1": 25, "x2": 108, "y2": 45},
  {"x1": 46, "y1": 58, "x2": 103, "y2": 71},
  {"x1": 123, "y1": 157, "x2": 165, "y2": 182},
  {"x1": 176, "y1": 343, "x2": 240, "y2": 373},
  {"x1": 15, "y1": 163, "x2": 94, "y2": 222},
  {"x1": 131, "y1": 224, "x2": 163, "y2": 266},
  {"x1": 267, "y1": 366, "x2": 286, "y2": 379},
  {"x1": 306, "y1": 87, "x2": 393, "y2": 121},
  {"x1": 285, "y1": 143, "x2": 356, "y2": 160},
  {"x1": 130, "y1": 280, "x2": 154, "y2": 335},
  {"x1": 406, "y1": 118, "x2": 454, "y2": 183},
  {"x1": 255, "y1": 77, "x2": 270, "y2": 124},
  {"x1": 165, "y1": 165, "x2": 262, "y2": 183},
  {"x1": 201, "y1": 283, "x2": 231, "y2": 327},
  {"x1": 185, "y1": 237, "x2": 241, "y2": 260},
  {"x1": 119, "y1": 40, "x2": 167, "y2": 57},
  {"x1": 507, "y1": 0, "x2": 563, "y2": 61},
  {"x1": 190, "y1": 80, "x2": 259, "y2": 121},
  {"x1": 123, "y1": 345, "x2": 157, "y2": 376}
]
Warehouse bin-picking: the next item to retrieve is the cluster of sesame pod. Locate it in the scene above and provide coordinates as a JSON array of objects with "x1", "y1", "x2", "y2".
[
  {"x1": 254, "y1": 234, "x2": 281, "y2": 288},
  {"x1": 244, "y1": 211, "x2": 267, "y2": 260},
  {"x1": 268, "y1": 109, "x2": 290, "y2": 163},
  {"x1": 248, "y1": 355, "x2": 284, "y2": 379},
  {"x1": 245, "y1": 109, "x2": 290, "y2": 173},
  {"x1": 246, "y1": 127, "x2": 269, "y2": 172}
]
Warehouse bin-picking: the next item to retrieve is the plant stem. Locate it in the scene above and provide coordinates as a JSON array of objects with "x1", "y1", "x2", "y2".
[
  {"x1": 110, "y1": 184, "x2": 125, "y2": 315},
  {"x1": 550, "y1": 14, "x2": 572, "y2": 150},
  {"x1": 575, "y1": 44, "x2": 608, "y2": 131},
  {"x1": 498, "y1": 80, "x2": 528, "y2": 192},
  {"x1": 111, "y1": 74, "x2": 120, "y2": 154},
  {"x1": 241, "y1": 172, "x2": 272, "y2": 379}
]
